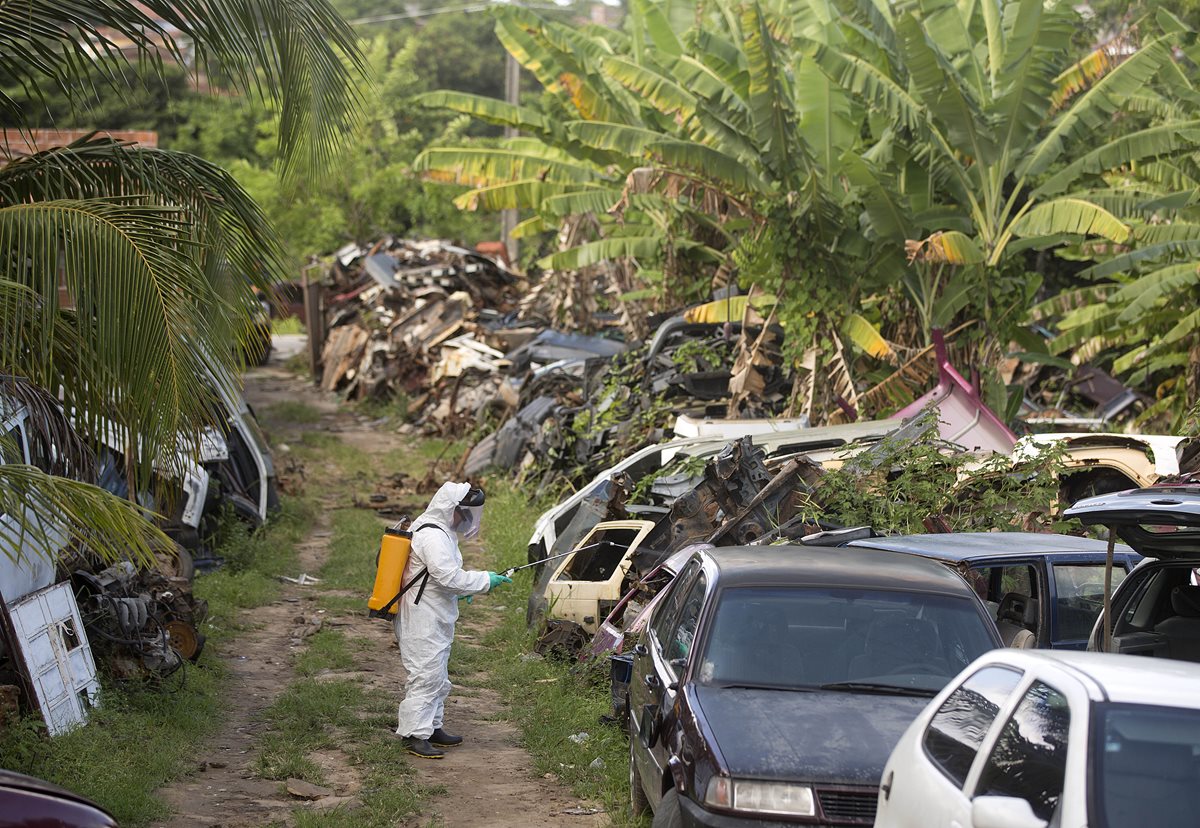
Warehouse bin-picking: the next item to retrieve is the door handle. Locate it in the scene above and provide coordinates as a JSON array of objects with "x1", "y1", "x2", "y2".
[
  {"x1": 644, "y1": 674, "x2": 661, "y2": 688},
  {"x1": 633, "y1": 644, "x2": 648, "y2": 657}
]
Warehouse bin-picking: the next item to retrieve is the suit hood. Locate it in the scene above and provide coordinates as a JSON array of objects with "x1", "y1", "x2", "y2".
[{"x1": 419, "y1": 481, "x2": 470, "y2": 529}]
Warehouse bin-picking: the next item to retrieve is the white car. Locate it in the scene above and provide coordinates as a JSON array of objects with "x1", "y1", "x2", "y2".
[{"x1": 875, "y1": 650, "x2": 1200, "y2": 828}]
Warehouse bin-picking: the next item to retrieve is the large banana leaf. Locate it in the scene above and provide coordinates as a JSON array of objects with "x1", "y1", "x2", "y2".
[
  {"x1": 603, "y1": 56, "x2": 698, "y2": 123},
  {"x1": 742, "y1": 2, "x2": 801, "y2": 179},
  {"x1": 537, "y1": 235, "x2": 662, "y2": 269},
  {"x1": 1020, "y1": 39, "x2": 1175, "y2": 180},
  {"x1": 647, "y1": 140, "x2": 772, "y2": 195},
  {"x1": 414, "y1": 91, "x2": 553, "y2": 135},
  {"x1": 1110, "y1": 262, "x2": 1200, "y2": 324},
  {"x1": 1033, "y1": 121, "x2": 1200, "y2": 198},
  {"x1": 452, "y1": 179, "x2": 598, "y2": 212},
  {"x1": 1008, "y1": 198, "x2": 1130, "y2": 244},
  {"x1": 414, "y1": 148, "x2": 604, "y2": 187}
]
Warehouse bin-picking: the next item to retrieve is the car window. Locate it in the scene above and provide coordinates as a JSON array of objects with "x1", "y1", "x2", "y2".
[
  {"x1": 652, "y1": 559, "x2": 699, "y2": 649},
  {"x1": 664, "y1": 571, "x2": 707, "y2": 666},
  {"x1": 923, "y1": 666, "x2": 1024, "y2": 787},
  {"x1": 975, "y1": 680, "x2": 1071, "y2": 822},
  {"x1": 1095, "y1": 702, "x2": 1200, "y2": 828},
  {"x1": 697, "y1": 587, "x2": 997, "y2": 692},
  {"x1": 1054, "y1": 564, "x2": 1127, "y2": 641}
]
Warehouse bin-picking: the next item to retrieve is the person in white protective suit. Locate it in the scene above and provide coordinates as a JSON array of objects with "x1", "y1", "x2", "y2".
[{"x1": 394, "y1": 481, "x2": 511, "y2": 759}]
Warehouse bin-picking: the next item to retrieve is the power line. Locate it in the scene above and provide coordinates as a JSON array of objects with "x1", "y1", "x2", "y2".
[{"x1": 348, "y1": 3, "x2": 563, "y2": 26}]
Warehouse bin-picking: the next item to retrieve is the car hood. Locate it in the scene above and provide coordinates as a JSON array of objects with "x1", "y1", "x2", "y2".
[
  {"x1": 693, "y1": 685, "x2": 928, "y2": 785},
  {"x1": 1065, "y1": 486, "x2": 1200, "y2": 559}
]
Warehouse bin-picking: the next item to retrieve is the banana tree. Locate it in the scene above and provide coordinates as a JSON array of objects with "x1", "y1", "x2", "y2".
[{"x1": 808, "y1": 0, "x2": 1198, "y2": 364}]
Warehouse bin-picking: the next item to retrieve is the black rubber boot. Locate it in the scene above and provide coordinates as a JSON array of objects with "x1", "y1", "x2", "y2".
[
  {"x1": 403, "y1": 737, "x2": 445, "y2": 759},
  {"x1": 430, "y1": 727, "x2": 463, "y2": 747}
]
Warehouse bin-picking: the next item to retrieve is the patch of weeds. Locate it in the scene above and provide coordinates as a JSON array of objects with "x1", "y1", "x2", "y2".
[
  {"x1": 296, "y1": 629, "x2": 357, "y2": 677},
  {"x1": 272, "y1": 316, "x2": 306, "y2": 335},
  {"x1": 284, "y1": 352, "x2": 311, "y2": 378},
  {"x1": 356, "y1": 393, "x2": 411, "y2": 425},
  {"x1": 416, "y1": 437, "x2": 467, "y2": 463},
  {"x1": 263, "y1": 400, "x2": 322, "y2": 426},
  {"x1": 0, "y1": 659, "x2": 226, "y2": 827},
  {"x1": 257, "y1": 646, "x2": 431, "y2": 827},
  {"x1": 317, "y1": 593, "x2": 368, "y2": 615}
]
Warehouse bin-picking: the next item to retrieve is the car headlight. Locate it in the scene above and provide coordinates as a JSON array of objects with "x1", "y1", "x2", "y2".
[{"x1": 704, "y1": 776, "x2": 816, "y2": 817}]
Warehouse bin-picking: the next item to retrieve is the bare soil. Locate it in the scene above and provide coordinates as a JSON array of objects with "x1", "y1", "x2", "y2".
[{"x1": 153, "y1": 348, "x2": 603, "y2": 827}]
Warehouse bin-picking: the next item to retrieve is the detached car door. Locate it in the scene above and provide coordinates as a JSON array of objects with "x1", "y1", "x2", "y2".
[{"x1": 631, "y1": 557, "x2": 708, "y2": 810}]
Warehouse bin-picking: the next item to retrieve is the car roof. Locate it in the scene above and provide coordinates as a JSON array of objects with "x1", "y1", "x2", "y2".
[
  {"x1": 984, "y1": 650, "x2": 1200, "y2": 709},
  {"x1": 700, "y1": 544, "x2": 982, "y2": 597},
  {"x1": 847, "y1": 531, "x2": 1136, "y2": 562}
]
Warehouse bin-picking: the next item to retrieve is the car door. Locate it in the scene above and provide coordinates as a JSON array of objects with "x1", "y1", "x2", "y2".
[
  {"x1": 882, "y1": 665, "x2": 1024, "y2": 828},
  {"x1": 631, "y1": 558, "x2": 707, "y2": 809},
  {"x1": 1048, "y1": 558, "x2": 1130, "y2": 649},
  {"x1": 966, "y1": 560, "x2": 1046, "y2": 646},
  {"x1": 965, "y1": 678, "x2": 1073, "y2": 827}
]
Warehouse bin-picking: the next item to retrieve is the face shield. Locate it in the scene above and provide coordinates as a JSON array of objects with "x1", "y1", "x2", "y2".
[
  {"x1": 455, "y1": 505, "x2": 483, "y2": 539},
  {"x1": 454, "y1": 486, "x2": 485, "y2": 539}
]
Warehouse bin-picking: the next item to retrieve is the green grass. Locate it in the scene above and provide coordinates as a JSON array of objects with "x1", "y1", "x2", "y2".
[
  {"x1": 321, "y1": 509, "x2": 387, "y2": 592},
  {"x1": 253, "y1": 630, "x2": 440, "y2": 827},
  {"x1": 272, "y1": 316, "x2": 306, "y2": 335},
  {"x1": 262, "y1": 400, "x2": 322, "y2": 425}
]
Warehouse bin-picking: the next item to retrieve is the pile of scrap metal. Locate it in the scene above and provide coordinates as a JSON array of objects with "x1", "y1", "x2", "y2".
[
  {"x1": 69, "y1": 556, "x2": 207, "y2": 682},
  {"x1": 465, "y1": 299, "x2": 794, "y2": 491},
  {"x1": 317, "y1": 238, "x2": 522, "y2": 430}
]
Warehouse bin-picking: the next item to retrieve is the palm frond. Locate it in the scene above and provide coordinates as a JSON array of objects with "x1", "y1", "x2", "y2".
[
  {"x1": 0, "y1": 464, "x2": 164, "y2": 568},
  {"x1": 0, "y1": 0, "x2": 364, "y2": 176}
]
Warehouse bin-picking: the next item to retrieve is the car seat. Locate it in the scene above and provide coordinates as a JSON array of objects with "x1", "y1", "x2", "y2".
[
  {"x1": 1154, "y1": 585, "x2": 1200, "y2": 663},
  {"x1": 996, "y1": 592, "x2": 1038, "y2": 648}
]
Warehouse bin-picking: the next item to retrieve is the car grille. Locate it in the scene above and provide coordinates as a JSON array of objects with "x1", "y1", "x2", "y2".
[{"x1": 818, "y1": 789, "x2": 878, "y2": 823}]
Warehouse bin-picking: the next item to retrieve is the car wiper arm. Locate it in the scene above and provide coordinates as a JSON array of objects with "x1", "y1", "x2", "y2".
[
  {"x1": 713, "y1": 682, "x2": 811, "y2": 692},
  {"x1": 818, "y1": 682, "x2": 937, "y2": 697}
]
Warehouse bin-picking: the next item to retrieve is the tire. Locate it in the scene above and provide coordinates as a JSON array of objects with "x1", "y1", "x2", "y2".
[
  {"x1": 652, "y1": 788, "x2": 684, "y2": 828},
  {"x1": 630, "y1": 724, "x2": 650, "y2": 817}
]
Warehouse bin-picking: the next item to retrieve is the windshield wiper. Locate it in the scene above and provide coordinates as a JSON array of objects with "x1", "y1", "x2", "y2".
[
  {"x1": 818, "y1": 681, "x2": 938, "y2": 698},
  {"x1": 713, "y1": 682, "x2": 811, "y2": 692}
]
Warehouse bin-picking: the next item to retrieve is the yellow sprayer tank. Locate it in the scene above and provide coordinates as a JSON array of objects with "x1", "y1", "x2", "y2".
[{"x1": 368, "y1": 520, "x2": 411, "y2": 618}]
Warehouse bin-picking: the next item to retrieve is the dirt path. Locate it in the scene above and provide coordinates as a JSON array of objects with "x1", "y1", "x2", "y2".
[{"x1": 153, "y1": 344, "x2": 604, "y2": 828}]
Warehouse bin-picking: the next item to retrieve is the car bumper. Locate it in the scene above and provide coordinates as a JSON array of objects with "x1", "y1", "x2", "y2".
[{"x1": 680, "y1": 794, "x2": 836, "y2": 828}]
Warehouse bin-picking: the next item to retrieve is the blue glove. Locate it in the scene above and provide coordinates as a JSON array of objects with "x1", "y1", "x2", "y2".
[
  {"x1": 487, "y1": 572, "x2": 512, "y2": 591},
  {"x1": 458, "y1": 594, "x2": 474, "y2": 604}
]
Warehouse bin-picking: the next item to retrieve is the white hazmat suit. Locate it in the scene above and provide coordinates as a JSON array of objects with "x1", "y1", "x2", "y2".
[{"x1": 394, "y1": 481, "x2": 491, "y2": 739}]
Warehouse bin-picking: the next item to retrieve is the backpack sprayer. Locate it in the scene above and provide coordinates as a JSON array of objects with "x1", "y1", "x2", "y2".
[
  {"x1": 368, "y1": 515, "x2": 601, "y2": 618},
  {"x1": 367, "y1": 517, "x2": 439, "y2": 619}
]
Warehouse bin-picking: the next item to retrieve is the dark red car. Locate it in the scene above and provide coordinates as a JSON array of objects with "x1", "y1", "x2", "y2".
[
  {"x1": 0, "y1": 769, "x2": 116, "y2": 827},
  {"x1": 629, "y1": 545, "x2": 1002, "y2": 827}
]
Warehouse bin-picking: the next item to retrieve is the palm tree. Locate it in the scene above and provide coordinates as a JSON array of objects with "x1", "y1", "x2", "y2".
[{"x1": 0, "y1": 1, "x2": 363, "y2": 564}]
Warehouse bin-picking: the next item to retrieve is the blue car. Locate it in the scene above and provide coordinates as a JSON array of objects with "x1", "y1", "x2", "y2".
[{"x1": 846, "y1": 532, "x2": 1141, "y2": 650}]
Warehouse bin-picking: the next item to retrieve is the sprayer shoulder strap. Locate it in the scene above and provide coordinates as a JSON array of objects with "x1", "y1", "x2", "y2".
[{"x1": 381, "y1": 524, "x2": 448, "y2": 612}]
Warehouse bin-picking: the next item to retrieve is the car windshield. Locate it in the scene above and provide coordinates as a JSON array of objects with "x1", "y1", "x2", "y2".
[
  {"x1": 1094, "y1": 703, "x2": 1200, "y2": 828},
  {"x1": 697, "y1": 587, "x2": 996, "y2": 694}
]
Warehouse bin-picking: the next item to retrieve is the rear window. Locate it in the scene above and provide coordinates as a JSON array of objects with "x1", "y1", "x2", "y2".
[
  {"x1": 1094, "y1": 703, "x2": 1200, "y2": 828},
  {"x1": 697, "y1": 586, "x2": 996, "y2": 692}
]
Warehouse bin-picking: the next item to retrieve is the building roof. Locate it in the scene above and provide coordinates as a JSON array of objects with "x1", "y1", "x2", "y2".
[
  {"x1": 702, "y1": 544, "x2": 981, "y2": 597},
  {"x1": 848, "y1": 531, "x2": 1136, "y2": 563}
]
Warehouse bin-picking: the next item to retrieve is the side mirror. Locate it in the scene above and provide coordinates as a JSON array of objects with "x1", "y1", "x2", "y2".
[{"x1": 971, "y1": 796, "x2": 1048, "y2": 828}]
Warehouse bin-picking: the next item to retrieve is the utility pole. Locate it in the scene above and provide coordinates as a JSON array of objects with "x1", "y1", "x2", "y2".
[{"x1": 501, "y1": 51, "x2": 520, "y2": 266}]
